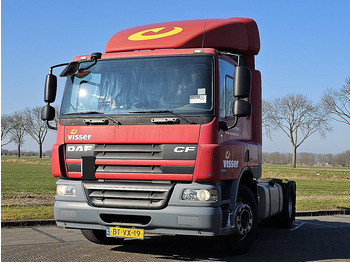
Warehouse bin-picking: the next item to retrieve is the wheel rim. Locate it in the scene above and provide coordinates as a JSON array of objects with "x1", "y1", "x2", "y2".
[{"x1": 234, "y1": 202, "x2": 253, "y2": 237}]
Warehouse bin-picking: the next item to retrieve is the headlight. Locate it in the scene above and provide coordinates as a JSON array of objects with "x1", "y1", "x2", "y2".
[
  {"x1": 181, "y1": 189, "x2": 218, "y2": 201},
  {"x1": 57, "y1": 185, "x2": 76, "y2": 196}
]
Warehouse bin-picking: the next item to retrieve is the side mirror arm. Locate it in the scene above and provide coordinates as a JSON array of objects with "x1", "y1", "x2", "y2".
[
  {"x1": 227, "y1": 117, "x2": 239, "y2": 130},
  {"x1": 46, "y1": 120, "x2": 57, "y2": 131},
  {"x1": 219, "y1": 117, "x2": 239, "y2": 131}
]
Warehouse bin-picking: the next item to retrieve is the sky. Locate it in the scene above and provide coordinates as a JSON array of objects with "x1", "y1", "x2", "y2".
[{"x1": 1, "y1": 0, "x2": 350, "y2": 154}]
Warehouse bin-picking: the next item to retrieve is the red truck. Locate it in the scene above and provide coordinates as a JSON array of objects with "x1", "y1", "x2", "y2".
[{"x1": 42, "y1": 18, "x2": 296, "y2": 254}]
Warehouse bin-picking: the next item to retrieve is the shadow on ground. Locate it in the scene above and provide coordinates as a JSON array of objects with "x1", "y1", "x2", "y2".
[{"x1": 110, "y1": 218, "x2": 350, "y2": 262}]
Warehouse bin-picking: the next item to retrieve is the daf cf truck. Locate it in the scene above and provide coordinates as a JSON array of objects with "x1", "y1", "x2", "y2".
[{"x1": 42, "y1": 18, "x2": 296, "y2": 254}]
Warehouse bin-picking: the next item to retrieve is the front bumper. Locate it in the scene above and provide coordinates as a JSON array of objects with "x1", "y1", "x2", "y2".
[{"x1": 54, "y1": 179, "x2": 223, "y2": 236}]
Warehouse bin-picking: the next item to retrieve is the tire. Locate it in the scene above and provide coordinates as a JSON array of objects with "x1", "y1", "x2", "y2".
[
  {"x1": 81, "y1": 229, "x2": 124, "y2": 245},
  {"x1": 278, "y1": 181, "x2": 296, "y2": 228},
  {"x1": 218, "y1": 184, "x2": 258, "y2": 255}
]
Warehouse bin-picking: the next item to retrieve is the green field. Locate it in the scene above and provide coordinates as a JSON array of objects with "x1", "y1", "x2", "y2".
[
  {"x1": 1, "y1": 157, "x2": 57, "y2": 221},
  {"x1": 1, "y1": 158, "x2": 350, "y2": 221},
  {"x1": 262, "y1": 165, "x2": 350, "y2": 211}
]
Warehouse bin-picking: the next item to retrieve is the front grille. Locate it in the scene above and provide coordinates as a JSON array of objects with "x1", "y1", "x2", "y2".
[
  {"x1": 66, "y1": 143, "x2": 197, "y2": 176},
  {"x1": 95, "y1": 144, "x2": 163, "y2": 159},
  {"x1": 83, "y1": 180, "x2": 174, "y2": 209},
  {"x1": 95, "y1": 165, "x2": 194, "y2": 174}
]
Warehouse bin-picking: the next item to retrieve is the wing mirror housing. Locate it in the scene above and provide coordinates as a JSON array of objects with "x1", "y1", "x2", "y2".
[
  {"x1": 41, "y1": 104, "x2": 55, "y2": 121},
  {"x1": 233, "y1": 66, "x2": 251, "y2": 98},
  {"x1": 43, "y1": 72, "x2": 58, "y2": 130},
  {"x1": 233, "y1": 99, "x2": 252, "y2": 117},
  {"x1": 41, "y1": 105, "x2": 57, "y2": 130},
  {"x1": 232, "y1": 65, "x2": 252, "y2": 118},
  {"x1": 44, "y1": 73, "x2": 57, "y2": 103}
]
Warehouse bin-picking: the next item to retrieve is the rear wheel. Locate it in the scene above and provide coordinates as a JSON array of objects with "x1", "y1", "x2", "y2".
[
  {"x1": 81, "y1": 229, "x2": 124, "y2": 245},
  {"x1": 278, "y1": 181, "x2": 296, "y2": 228},
  {"x1": 219, "y1": 184, "x2": 258, "y2": 255}
]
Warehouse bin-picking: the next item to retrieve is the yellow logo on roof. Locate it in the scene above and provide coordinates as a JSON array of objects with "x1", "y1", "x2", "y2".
[{"x1": 128, "y1": 27, "x2": 183, "y2": 41}]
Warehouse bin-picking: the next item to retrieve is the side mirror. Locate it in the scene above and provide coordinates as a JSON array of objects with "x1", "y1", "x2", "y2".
[
  {"x1": 221, "y1": 65, "x2": 252, "y2": 131},
  {"x1": 233, "y1": 99, "x2": 252, "y2": 117},
  {"x1": 60, "y1": 61, "x2": 80, "y2": 77},
  {"x1": 41, "y1": 105, "x2": 56, "y2": 121},
  {"x1": 233, "y1": 66, "x2": 251, "y2": 98},
  {"x1": 44, "y1": 73, "x2": 57, "y2": 103}
]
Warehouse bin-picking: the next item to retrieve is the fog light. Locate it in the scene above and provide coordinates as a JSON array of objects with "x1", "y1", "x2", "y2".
[
  {"x1": 181, "y1": 189, "x2": 218, "y2": 201},
  {"x1": 57, "y1": 185, "x2": 76, "y2": 196}
]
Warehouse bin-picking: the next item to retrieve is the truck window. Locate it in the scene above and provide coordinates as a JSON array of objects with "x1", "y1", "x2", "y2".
[
  {"x1": 219, "y1": 58, "x2": 235, "y2": 118},
  {"x1": 60, "y1": 56, "x2": 213, "y2": 116}
]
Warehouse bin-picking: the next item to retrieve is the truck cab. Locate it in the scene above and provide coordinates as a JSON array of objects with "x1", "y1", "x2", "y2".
[{"x1": 42, "y1": 18, "x2": 296, "y2": 254}]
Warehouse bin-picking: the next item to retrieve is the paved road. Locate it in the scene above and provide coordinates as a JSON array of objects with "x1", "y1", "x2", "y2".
[{"x1": 2, "y1": 215, "x2": 350, "y2": 262}]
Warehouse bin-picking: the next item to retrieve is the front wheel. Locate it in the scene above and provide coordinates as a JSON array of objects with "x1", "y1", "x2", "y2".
[
  {"x1": 81, "y1": 229, "x2": 124, "y2": 245},
  {"x1": 218, "y1": 184, "x2": 258, "y2": 255}
]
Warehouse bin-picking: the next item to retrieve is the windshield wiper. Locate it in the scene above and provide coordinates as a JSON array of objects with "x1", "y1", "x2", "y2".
[
  {"x1": 129, "y1": 110, "x2": 196, "y2": 124},
  {"x1": 64, "y1": 111, "x2": 121, "y2": 125}
]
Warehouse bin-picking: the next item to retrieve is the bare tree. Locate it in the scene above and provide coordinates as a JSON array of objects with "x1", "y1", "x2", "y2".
[
  {"x1": 334, "y1": 150, "x2": 350, "y2": 167},
  {"x1": 1, "y1": 114, "x2": 13, "y2": 147},
  {"x1": 322, "y1": 77, "x2": 350, "y2": 125},
  {"x1": 24, "y1": 107, "x2": 49, "y2": 158},
  {"x1": 8, "y1": 111, "x2": 27, "y2": 157},
  {"x1": 297, "y1": 152, "x2": 316, "y2": 166},
  {"x1": 263, "y1": 152, "x2": 292, "y2": 165},
  {"x1": 263, "y1": 93, "x2": 332, "y2": 168}
]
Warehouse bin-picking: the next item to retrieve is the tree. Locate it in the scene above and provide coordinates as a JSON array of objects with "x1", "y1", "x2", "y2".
[
  {"x1": 322, "y1": 77, "x2": 350, "y2": 125},
  {"x1": 8, "y1": 111, "x2": 27, "y2": 157},
  {"x1": 297, "y1": 152, "x2": 316, "y2": 166},
  {"x1": 263, "y1": 152, "x2": 292, "y2": 165},
  {"x1": 24, "y1": 107, "x2": 49, "y2": 158},
  {"x1": 333, "y1": 150, "x2": 350, "y2": 167},
  {"x1": 263, "y1": 93, "x2": 331, "y2": 168},
  {"x1": 1, "y1": 114, "x2": 13, "y2": 147}
]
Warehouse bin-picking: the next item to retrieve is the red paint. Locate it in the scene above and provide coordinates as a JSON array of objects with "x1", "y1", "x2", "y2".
[
  {"x1": 193, "y1": 144, "x2": 220, "y2": 181},
  {"x1": 52, "y1": 17, "x2": 262, "y2": 183},
  {"x1": 105, "y1": 18, "x2": 259, "y2": 56},
  {"x1": 64, "y1": 124, "x2": 200, "y2": 144},
  {"x1": 51, "y1": 144, "x2": 62, "y2": 177}
]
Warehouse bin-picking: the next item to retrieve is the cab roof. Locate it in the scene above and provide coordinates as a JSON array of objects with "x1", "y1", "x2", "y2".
[{"x1": 105, "y1": 18, "x2": 260, "y2": 56}]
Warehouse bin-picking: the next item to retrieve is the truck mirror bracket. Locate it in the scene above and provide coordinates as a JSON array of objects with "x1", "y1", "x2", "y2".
[
  {"x1": 227, "y1": 117, "x2": 239, "y2": 130},
  {"x1": 46, "y1": 120, "x2": 57, "y2": 131},
  {"x1": 219, "y1": 117, "x2": 239, "y2": 131}
]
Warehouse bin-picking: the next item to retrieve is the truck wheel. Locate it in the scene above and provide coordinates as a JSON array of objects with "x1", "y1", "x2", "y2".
[
  {"x1": 278, "y1": 181, "x2": 296, "y2": 228},
  {"x1": 219, "y1": 184, "x2": 258, "y2": 255},
  {"x1": 81, "y1": 229, "x2": 124, "y2": 245}
]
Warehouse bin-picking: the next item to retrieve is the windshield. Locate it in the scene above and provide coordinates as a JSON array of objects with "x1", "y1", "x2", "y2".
[{"x1": 60, "y1": 56, "x2": 213, "y2": 116}]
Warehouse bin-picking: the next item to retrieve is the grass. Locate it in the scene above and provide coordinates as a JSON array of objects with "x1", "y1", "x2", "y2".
[
  {"x1": 2, "y1": 157, "x2": 57, "y2": 194},
  {"x1": 1, "y1": 158, "x2": 350, "y2": 221},
  {"x1": 1, "y1": 206, "x2": 54, "y2": 220},
  {"x1": 1, "y1": 157, "x2": 58, "y2": 221},
  {"x1": 262, "y1": 165, "x2": 350, "y2": 212}
]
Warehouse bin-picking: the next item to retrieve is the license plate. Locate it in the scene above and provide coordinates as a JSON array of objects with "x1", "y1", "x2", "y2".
[{"x1": 106, "y1": 227, "x2": 144, "y2": 239}]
